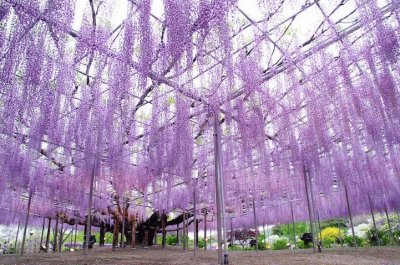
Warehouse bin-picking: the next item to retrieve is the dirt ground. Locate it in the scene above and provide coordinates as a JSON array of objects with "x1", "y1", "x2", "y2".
[{"x1": 1, "y1": 246, "x2": 400, "y2": 265}]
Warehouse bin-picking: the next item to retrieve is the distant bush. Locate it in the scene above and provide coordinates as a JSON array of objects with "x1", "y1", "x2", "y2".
[
  {"x1": 272, "y1": 222, "x2": 307, "y2": 237},
  {"x1": 322, "y1": 237, "x2": 336, "y2": 248},
  {"x1": 321, "y1": 227, "x2": 343, "y2": 248},
  {"x1": 366, "y1": 228, "x2": 392, "y2": 246},
  {"x1": 258, "y1": 240, "x2": 267, "y2": 250},
  {"x1": 197, "y1": 238, "x2": 205, "y2": 248},
  {"x1": 297, "y1": 240, "x2": 312, "y2": 249},
  {"x1": 344, "y1": 235, "x2": 365, "y2": 247},
  {"x1": 272, "y1": 238, "x2": 288, "y2": 250},
  {"x1": 320, "y1": 219, "x2": 347, "y2": 230},
  {"x1": 166, "y1": 235, "x2": 178, "y2": 245}
]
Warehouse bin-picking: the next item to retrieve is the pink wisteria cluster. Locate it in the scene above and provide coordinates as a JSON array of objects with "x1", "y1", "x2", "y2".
[{"x1": 0, "y1": 0, "x2": 399, "y2": 230}]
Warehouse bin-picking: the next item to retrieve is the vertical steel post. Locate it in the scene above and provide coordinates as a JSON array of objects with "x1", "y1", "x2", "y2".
[
  {"x1": 74, "y1": 218, "x2": 78, "y2": 250},
  {"x1": 121, "y1": 200, "x2": 125, "y2": 248},
  {"x1": 384, "y1": 205, "x2": 395, "y2": 244},
  {"x1": 263, "y1": 222, "x2": 266, "y2": 246},
  {"x1": 161, "y1": 212, "x2": 166, "y2": 250},
  {"x1": 182, "y1": 211, "x2": 187, "y2": 251},
  {"x1": 213, "y1": 112, "x2": 228, "y2": 264},
  {"x1": 131, "y1": 214, "x2": 136, "y2": 249},
  {"x1": 14, "y1": 220, "x2": 20, "y2": 252},
  {"x1": 45, "y1": 218, "x2": 51, "y2": 252},
  {"x1": 53, "y1": 214, "x2": 59, "y2": 252},
  {"x1": 193, "y1": 180, "x2": 197, "y2": 256},
  {"x1": 230, "y1": 217, "x2": 233, "y2": 245},
  {"x1": 20, "y1": 190, "x2": 33, "y2": 256},
  {"x1": 84, "y1": 156, "x2": 97, "y2": 256},
  {"x1": 204, "y1": 212, "x2": 207, "y2": 251},
  {"x1": 39, "y1": 217, "x2": 45, "y2": 251},
  {"x1": 368, "y1": 196, "x2": 380, "y2": 246},
  {"x1": 344, "y1": 183, "x2": 357, "y2": 248},
  {"x1": 252, "y1": 196, "x2": 258, "y2": 252},
  {"x1": 303, "y1": 165, "x2": 316, "y2": 253},
  {"x1": 176, "y1": 223, "x2": 180, "y2": 246},
  {"x1": 317, "y1": 212, "x2": 322, "y2": 250},
  {"x1": 290, "y1": 201, "x2": 296, "y2": 246}
]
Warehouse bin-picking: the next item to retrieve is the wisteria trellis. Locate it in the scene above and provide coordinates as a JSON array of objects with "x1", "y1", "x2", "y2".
[{"x1": 0, "y1": 0, "x2": 399, "y2": 241}]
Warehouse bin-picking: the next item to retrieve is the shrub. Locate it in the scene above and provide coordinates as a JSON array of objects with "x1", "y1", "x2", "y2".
[
  {"x1": 258, "y1": 240, "x2": 267, "y2": 250},
  {"x1": 272, "y1": 222, "x2": 308, "y2": 237},
  {"x1": 366, "y1": 228, "x2": 392, "y2": 246},
  {"x1": 272, "y1": 238, "x2": 289, "y2": 250},
  {"x1": 320, "y1": 219, "x2": 347, "y2": 230},
  {"x1": 320, "y1": 227, "x2": 343, "y2": 248},
  {"x1": 322, "y1": 237, "x2": 336, "y2": 248},
  {"x1": 197, "y1": 238, "x2": 205, "y2": 249},
  {"x1": 297, "y1": 240, "x2": 312, "y2": 249},
  {"x1": 165, "y1": 235, "x2": 178, "y2": 245},
  {"x1": 344, "y1": 235, "x2": 365, "y2": 247},
  {"x1": 321, "y1": 227, "x2": 343, "y2": 240}
]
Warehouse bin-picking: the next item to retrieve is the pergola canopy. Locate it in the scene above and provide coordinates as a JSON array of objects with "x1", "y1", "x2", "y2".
[{"x1": 0, "y1": 0, "x2": 399, "y2": 230}]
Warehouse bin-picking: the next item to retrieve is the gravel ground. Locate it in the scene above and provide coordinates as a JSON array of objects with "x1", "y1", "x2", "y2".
[{"x1": 1, "y1": 246, "x2": 400, "y2": 265}]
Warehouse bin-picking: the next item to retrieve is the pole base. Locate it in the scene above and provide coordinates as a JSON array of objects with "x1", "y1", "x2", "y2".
[{"x1": 224, "y1": 254, "x2": 229, "y2": 264}]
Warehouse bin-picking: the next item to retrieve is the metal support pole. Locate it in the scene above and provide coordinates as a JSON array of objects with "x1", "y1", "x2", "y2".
[
  {"x1": 213, "y1": 112, "x2": 229, "y2": 264},
  {"x1": 193, "y1": 180, "x2": 197, "y2": 256},
  {"x1": 230, "y1": 217, "x2": 233, "y2": 246},
  {"x1": 176, "y1": 223, "x2": 180, "y2": 246},
  {"x1": 53, "y1": 214, "x2": 59, "y2": 252},
  {"x1": 384, "y1": 205, "x2": 395, "y2": 244},
  {"x1": 84, "y1": 156, "x2": 97, "y2": 256},
  {"x1": 308, "y1": 170, "x2": 319, "y2": 246},
  {"x1": 344, "y1": 183, "x2": 357, "y2": 248},
  {"x1": 14, "y1": 220, "x2": 20, "y2": 252},
  {"x1": 252, "y1": 196, "x2": 258, "y2": 252},
  {"x1": 39, "y1": 217, "x2": 45, "y2": 251},
  {"x1": 20, "y1": 190, "x2": 33, "y2": 256},
  {"x1": 74, "y1": 218, "x2": 78, "y2": 250},
  {"x1": 45, "y1": 218, "x2": 51, "y2": 252},
  {"x1": 161, "y1": 212, "x2": 166, "y2": 250},
  {"x1": 204, "y1": 212, "x2": 207, "y2": 251},
  {"x1": 183, "y1": 211, "x2": 187, "y2": 251},
  {"x1": 303, "y1": 165, "x2": 316, "y2": 253},
  {"x1": 121, "y1": 200, "x2": 125, "y2": 248},
  {"x1": 131, "y1": 214, "x2": 136, "y2": 249},
  {"x1": 290, "y1": 201, "x2": 296, "y2": 247},
  {"x1": 263, "y1": 222, "x2": 266, "y2": 247},
  {"x1": 368, "y1": 196, "x2": 380, "y2": 246},
  {"x1": 317, "y1": 212, "x2": 322, "y2": 251},
  {"x1": 70, "y1": 224, "x2": 73, "y2": 249}
]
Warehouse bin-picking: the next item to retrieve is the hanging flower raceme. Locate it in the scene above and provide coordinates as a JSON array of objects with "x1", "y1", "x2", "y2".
[{"x1": 138, "y1": 0, "x2": 152, "y2": 90}]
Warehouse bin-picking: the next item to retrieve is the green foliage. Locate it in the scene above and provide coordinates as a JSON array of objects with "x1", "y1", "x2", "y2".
[
  {"x1": 322, "y1": 237, "x2": 336, "y2": 248},
  {"x1": 344, "y1": 235, "x2": 365, "y2": 247},
  {"x1": 7, "y1": 245, "x2": 17, "y2": 254},
  {"x1": 320, "y1": 227, "x2": 344, "y2": 248},
  {"x1": 320, "y1": 219, "x2": 347, "y2": 229},
  {"x1": 197, "y1": 238, "x2": 205, "y2": 248},
  {"x1": 366, "y1": 228, "x2": 392, "y2": 246},
  {"x1": 272, "y1": 238, "x2": 289, "y2": 250},
  {"x1": 272, "y1": 222, "x2": 308, "y2": 239},
  {"x1": 228, "y1": 245, "x2": 256, "y2": 251},
  {"x1": 258, "y1": 240, "x2": 267, "y2": 250},
  {"x1": 166, "y1": 235, "x2": 178, "y2": 246},
  {"x1": 228, "y1": 244, "x2": 244, "y2": 251},
  {"x1": 297, "y1": 240, "x2": 312, "y2": 249}
]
